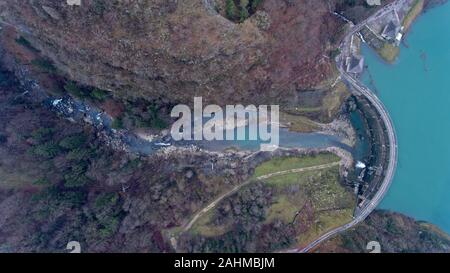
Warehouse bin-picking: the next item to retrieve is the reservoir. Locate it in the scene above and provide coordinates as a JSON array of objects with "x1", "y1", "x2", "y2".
[{"x1": 362, "y1": 2, "x2": 450, "y2": 233}]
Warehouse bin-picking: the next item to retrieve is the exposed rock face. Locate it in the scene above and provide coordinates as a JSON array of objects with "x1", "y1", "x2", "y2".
[{"x1": 0, "y1": 0, "x2": 343, "y2": 109}]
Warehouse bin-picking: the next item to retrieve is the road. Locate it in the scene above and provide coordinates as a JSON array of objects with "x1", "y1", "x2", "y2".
[
  {"x1": 181, "y1": 161, "x2": 341, "y2": 233},
  {"x1": 292, "y1": 1, "x2": 401, "y2": 253}
]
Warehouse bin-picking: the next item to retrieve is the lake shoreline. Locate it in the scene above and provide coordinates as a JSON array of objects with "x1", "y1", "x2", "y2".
[{"x1": 362, "y1": 0, "x2": 450, "y2": 234}]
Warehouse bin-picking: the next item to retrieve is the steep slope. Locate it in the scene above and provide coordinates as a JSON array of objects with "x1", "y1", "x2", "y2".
[
  {"x1": 0, "y1": 0, "x2": 344, "y2": 112},
  {"x1": 316, "y1": 210, "x2": 450, "y2": 253}
]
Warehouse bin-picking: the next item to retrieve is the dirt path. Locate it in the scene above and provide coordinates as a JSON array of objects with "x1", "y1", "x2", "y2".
[{"x1": 181, "y1": 161, "x2": 341, "y2": 233}]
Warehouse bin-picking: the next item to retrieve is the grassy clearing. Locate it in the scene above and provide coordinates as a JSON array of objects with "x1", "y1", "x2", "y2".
[
  {"x1": 293, "y1": 106, "x2": 323, "y2": 115},
  {"x1": 307, "y1": 166, "x2": 354, "y2": 209},
  {"x1": 265, "y1": 169, "x2": 321, "y2": 187},
  {"x1": 264, "y1": 164, "x2": 355, "y2": 246},
  {"x1": 322, "y1": 82, "x2": 350, "y2": 120},
  {"x1": 265, "y1": 195, "x2": 304, "y2": 223},
  {"x1": 253, "y1": 153, "x2": 340, "y2": 177},
  {"x1": 280, "y1": 112, "x2": 321, "y2": 133},
  {"x1": 265, "y1": 166, "x2": 353, "y2": 208},
  {"x1": 377, "y1": 42, "x2": 400, "y2": 63},
  {"x1": 191, "y1": 153, "x2": 342, "y2": 237},
  {"x1": 403, "y1": 0, "x2": 424, "y2": 31},
  {"x1": 313, "y1": 65, "x2": 341, "y2": 90},
  {"x1": 297, "y1": 208, "x2": 354, "y2": 246},
  {"x1": 186, "y1": 154, "x2": 355, "y2": 250},
  {"x1": 191, "y1": 166, "x2": 351, "y2": 238},
  {"x1": 291, "y1": 76, "x2": 350, "y2": 123},
  {"x1": 191, "y1": 210, "x2": 231, "y2": 237}
]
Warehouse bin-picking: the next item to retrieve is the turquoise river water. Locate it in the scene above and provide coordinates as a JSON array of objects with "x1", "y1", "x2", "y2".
[{"x1": 362, "y1": 2, "x2": 450, "y2": 233}]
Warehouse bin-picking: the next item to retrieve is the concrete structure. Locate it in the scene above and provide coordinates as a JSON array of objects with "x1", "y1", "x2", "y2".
[
  {"x1": 381, "y1": 20, "x2": 401, "y2": 41},
  {"x1": 395, "y1": 32, "x2": 404, "y2": 45},
  {"x1": 356, "y1": 161, "x2": 367, "y2": 169},
  {"x1": 381, "y1": 10, "x2": 402, "y2": 41},
  {"x1": 346, "y1": 55, "x2": 365, "y2": 74}
]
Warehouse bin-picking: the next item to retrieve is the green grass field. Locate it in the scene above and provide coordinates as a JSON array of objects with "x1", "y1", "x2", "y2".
[
  {"x1": 253, "y1": 153, "x2": 340, "y2": 177},
  {"x1": 280, "y1": 112, "x2": 321, "y2": 133},
  {"x1": 377, "y1": 42, "x2": 400, "y2": 63}
]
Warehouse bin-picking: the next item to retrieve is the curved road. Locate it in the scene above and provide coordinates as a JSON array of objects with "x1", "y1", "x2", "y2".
[{"x1": 295, "y1": 1, "x2": 401, "y2": 253}]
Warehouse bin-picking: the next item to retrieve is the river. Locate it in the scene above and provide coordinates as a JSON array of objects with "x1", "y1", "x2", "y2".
[
  {"x1": 27, "y1": 67, "x2": 354, "y2": 155},
  {"x1": 362, "y1": 2, "x2": 450, "y2": 233},
  {"x1": 47, "y1": 95, "x2": 352, "y2": 155}
]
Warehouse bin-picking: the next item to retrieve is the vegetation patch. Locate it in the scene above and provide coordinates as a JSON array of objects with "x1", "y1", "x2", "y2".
[
  {"x1": 316, "y1": 210, "x2": 450, "y2": 253},
  {"x1": 218, "y1": 0, "x2": 264, "y2": 23},
  {"x1": 253, "y1": 153, "x2": 340, "y2": 177},
  {"x1": 377, "y1": 42, "x2": 400, "y2": 63},
  {"x1": 322, "y1": 82, "x2": 351, "y2": 120},
  {"x1": 299, "y1": 208, "x2": 354, "y2": 246},
  {"x1": 63, "y1": 81, "x2": 110, "y2": 102},
  {"x1": 191, "y1": 210, "x2": 231, "y2": 237},
  {"x1": 265, "y1": 195, "x2": 303, "y2": 223},
  {"x1": 15, "y1": 36, "x2": 40, "y2": 53},
  {"x1": 180, "y1": 153, "x2": 354, "y2": 252},
  {"x1": 113, "y1": 99, "x2": 169, "y2": 130},
  {"x1": 402, "y1": 0, "x2": 424, "y2": 31},
  {"x1": 31, "y1": 58, "x2": 57, "y2": 74},
  {"x1": 283, "y1": 69, "x2": 350, "y2": 124},
  {"x1": 280, "y1": 112, "x2": 321, "y2": 133}
]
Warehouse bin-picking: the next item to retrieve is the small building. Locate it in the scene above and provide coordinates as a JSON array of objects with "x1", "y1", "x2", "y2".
[
  {"x1": 380, "y1": 9, "x2": 404, "y2": 45},
  {"x1": 381, "y1": 19, "x2": 401, "y2": 41},
  {"x1": 356, "y1": 161, "x2": 367, "y2": 169},
  {"x1": 346, "y1": 55, "x2": 365, "y2": 74},
  {"x1": 395, "y1": 26, "x2": 405, "y2": 44}
]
